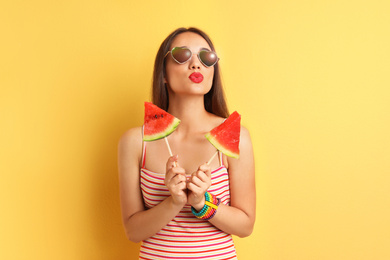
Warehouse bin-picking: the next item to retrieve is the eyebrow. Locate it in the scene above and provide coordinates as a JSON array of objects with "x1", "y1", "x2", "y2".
[{"x1": 175, "y1": 46, "x2": 211, "y2": 52}]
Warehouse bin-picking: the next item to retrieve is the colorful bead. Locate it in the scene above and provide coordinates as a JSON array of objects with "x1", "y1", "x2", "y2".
[{"x1": 191, "y1": 192, "x2": 221, "y2": 220}]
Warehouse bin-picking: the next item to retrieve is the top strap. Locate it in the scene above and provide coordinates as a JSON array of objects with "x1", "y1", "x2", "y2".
[
  {"x1": 219, "y1": 150, "x2": 224, "y2": 167},
  {"x1": 141, "y1": 125, "x2": 146, "y2": 168},
  {"x1": 141, "y1": 142, "x2": 146, "y2": 168}
]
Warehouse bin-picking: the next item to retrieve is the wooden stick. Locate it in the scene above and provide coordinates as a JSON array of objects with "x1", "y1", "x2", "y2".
[
  {"x1": 164, "y1": 137, "x2": 177, "y2": 167},
  {"x1": 206, "y1": 150, "x2": 219, "y2": 165},
  {"x1": 164, "y1": 137, "x2": 173, "y2": 157}
]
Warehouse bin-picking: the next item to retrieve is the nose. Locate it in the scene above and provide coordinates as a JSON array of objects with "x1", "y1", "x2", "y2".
[{"x1": 188, "y1": 53, "x2": 201, "y2": 70}]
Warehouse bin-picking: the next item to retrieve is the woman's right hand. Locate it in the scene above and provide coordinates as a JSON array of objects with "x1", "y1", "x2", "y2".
[{"x1": 165, "y1": 155, "x2": 187, "y2": 207}]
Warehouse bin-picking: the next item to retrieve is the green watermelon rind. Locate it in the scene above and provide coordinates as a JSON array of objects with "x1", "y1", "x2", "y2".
[
  {"x1": 205, "y1": 132, "x2": 240, "y2": 159},
  {"x1": 143, "y1": 117, "x2": 181, "y2": 141}
]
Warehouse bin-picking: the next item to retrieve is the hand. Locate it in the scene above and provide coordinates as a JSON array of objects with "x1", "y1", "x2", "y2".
[
  {"x1": 187, "y1": 163, "x2": 212, "y2": 211},
  {"x1": 165, "y1": 155, "x2": 187, "y2": 207}
]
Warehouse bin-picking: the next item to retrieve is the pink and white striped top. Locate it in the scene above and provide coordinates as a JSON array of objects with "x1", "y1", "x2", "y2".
[{"x1": 139, "y1": 144, "x2": 237, "y2": 259}]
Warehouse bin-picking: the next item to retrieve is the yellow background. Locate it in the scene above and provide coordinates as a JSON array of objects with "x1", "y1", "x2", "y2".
[{"x1": 1, "y1": 1, "x2": 389, "y2": 259}]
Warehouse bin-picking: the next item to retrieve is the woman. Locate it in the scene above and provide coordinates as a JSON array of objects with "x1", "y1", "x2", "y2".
[{"x1": 118, "y1": 27, "x2": 255, "y2": 259}]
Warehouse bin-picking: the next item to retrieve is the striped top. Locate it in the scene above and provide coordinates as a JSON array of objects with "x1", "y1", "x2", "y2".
[{"x1": 139, "y1": 144, "x2": 237, "y2": 259}]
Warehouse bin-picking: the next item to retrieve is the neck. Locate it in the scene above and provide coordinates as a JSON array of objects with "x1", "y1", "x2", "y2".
[{"x1": 167, "y1": 95, "x2": 210, "y2": 135}]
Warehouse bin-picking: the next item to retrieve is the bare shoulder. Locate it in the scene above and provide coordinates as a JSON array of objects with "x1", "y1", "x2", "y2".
[
  {"x1": 118, "y1": 127, "x2": 143, "y2": 166},
  {"x1": 239, "y1": 126, "x2": 252, "y2": 148},
  {"x1": 119, "y1": 127, "x2": 143, "y2": 147}
]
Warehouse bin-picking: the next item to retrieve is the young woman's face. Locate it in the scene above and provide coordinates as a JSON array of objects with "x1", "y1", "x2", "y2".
[{"x1": 165, "y1": 32, "x2": 215, "y2": 96}]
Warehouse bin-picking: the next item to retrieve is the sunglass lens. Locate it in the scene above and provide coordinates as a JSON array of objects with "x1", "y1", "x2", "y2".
[
  {"x1": 199, "y1": 51, "x2": 218, "y2": 67},
  {"x1": 171, "y1": 47, "x2": 192, "y2": 64}
]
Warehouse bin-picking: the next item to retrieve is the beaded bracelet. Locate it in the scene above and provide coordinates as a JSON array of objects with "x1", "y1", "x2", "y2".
[{"x1": 191, "y1": 192, "x2": 221, "y2": 220}]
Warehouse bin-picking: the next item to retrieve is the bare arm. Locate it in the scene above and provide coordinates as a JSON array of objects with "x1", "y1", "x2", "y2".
[
  {"x1": 210, "y1": 127, "x2": 256, "y2": 237},
  {"x1": 118, "y1": 127, "x2": 187, "y2": 243},
  {"x1": 187, "y1": 127, "x2": 256, "y2": 237}
]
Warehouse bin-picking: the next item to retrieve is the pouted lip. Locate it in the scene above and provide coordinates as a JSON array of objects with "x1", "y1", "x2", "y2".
[{"x1": 189, "y1": 72, "x2": 204, "y2": 83}]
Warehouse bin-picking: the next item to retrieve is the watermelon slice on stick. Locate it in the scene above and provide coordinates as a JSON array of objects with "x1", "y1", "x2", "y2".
[
  {"x1": 143, "y1": 102, "x2": 180, "y2": 157},
  {"x1": 205, "y1": 111, "x2": 241, "y2": 164}
]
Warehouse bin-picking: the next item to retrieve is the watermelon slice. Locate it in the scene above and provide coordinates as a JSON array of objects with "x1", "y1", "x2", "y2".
[
  {"x1": 143, "y1": 102, "x2": 180, "y2": 141},
  {"x1": 205, "y1": 111, "x2": 241, "y2": 159}
]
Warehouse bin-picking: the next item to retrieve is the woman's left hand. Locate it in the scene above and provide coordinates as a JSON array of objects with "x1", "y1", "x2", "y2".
[{"x1": 187, "y1": 163, "x2": 212, "y2": 211}]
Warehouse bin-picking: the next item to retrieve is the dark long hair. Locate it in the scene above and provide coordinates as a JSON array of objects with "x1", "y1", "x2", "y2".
[{"x1": 152, "y1": 27, "x2": 229, "y2": 118}]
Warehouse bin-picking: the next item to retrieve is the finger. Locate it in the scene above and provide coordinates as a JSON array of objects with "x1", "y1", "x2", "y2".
[
  {"x1": 194, "y1": 170, "x2": 210, "y2": 183},
  {"x1": 172, "y1": 174, "x2": 187, "y2": 185},
  {"x1": 187, "y1": 172, "x2": 197, "y2": 184},
  {"x1": 187, "y1": 181, "x2": 201, "y2": 192},
  {"x1": 166, "y1": 155, "x2": 179, "y2": 172},
  {"x1": 166, "y1": 167, "x2": 186, "y2": 184},
  {"x1": 172, "y1": 181, "x2": 188, "y2": 197},
  {"x1": 189, "y1": 175, "x2": 203, "y2": 187},
  {"x1": 176, "y1": 182, "x2": 187, "y2": 191},
  {"x1": 198, "y1": 163, "x2": 211, "y2": 177},
  {"x1": 165, "y1": 169, "x2": 176, "y2": 184}
]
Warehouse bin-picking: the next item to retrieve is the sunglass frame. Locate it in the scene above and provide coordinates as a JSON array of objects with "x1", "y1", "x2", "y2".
[{"x1": 164, "y1": 47, "x2": 219, "y2": 67}]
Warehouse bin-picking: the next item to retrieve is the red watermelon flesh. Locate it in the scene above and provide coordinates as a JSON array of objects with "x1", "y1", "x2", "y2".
[
  {"x1": 143, "y1": 102, "x2": 180, "y2": 141},
  {"x1": 205, "y1": 111, "x2": 241, "y2": 159}
]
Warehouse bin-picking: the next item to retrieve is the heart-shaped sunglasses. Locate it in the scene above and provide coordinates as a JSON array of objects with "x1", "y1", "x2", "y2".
[{"x1": 164, "y1": 47, "x2": 219, "y2": 67}]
